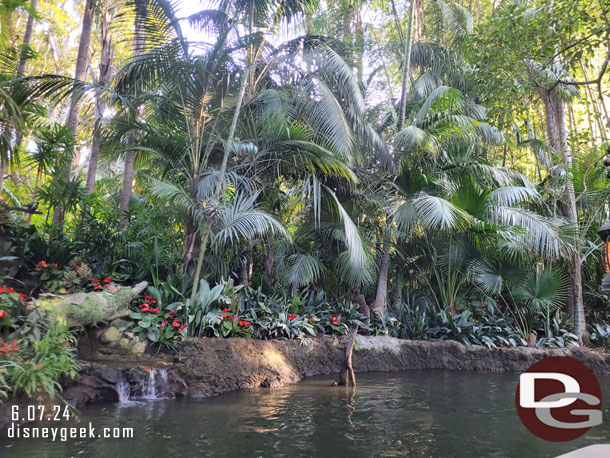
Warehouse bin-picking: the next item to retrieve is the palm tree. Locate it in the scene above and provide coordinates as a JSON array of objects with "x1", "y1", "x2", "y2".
[{"x1": 86, "y1": 0, "x2": 114, "y2": 194}]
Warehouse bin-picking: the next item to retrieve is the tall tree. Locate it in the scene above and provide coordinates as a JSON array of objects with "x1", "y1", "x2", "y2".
[
  {"x1": 66, "y1": 0, "x2": 95, "y2": 167},
  {"x1": 86, "y1": 0, "x2": 113, "y2": 194},
  {"x1": 52, "y1": 0, "x2": 95, "y2": 225},
  {"x1": 118, "y1": 0, "x2": 145, "y2": 228},
  {"x1": 16, "y1": 0, "x2": 37, "y2": 77}
]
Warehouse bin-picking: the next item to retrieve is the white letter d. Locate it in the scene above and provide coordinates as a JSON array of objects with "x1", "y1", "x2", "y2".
[{"x1": 520, "y1": 373, "x2": 580, "y2": 408}]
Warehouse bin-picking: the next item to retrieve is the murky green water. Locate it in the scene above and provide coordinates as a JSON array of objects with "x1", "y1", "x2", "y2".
[{"x1": 2, "y1": 370, "x2": 609, "y2": 457}]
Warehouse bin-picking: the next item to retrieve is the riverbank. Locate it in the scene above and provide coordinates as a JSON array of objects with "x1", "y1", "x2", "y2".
[
  {"x1": 174, "y1": 335, "x2": 610, "y2": 397},
  {"x1": 2, "y1": 335, "x2": 609, "y2": 433}
]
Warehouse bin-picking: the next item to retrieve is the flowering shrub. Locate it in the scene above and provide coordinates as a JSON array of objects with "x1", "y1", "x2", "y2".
[
  {"x1": 89, "y1": 276, "x2": 114, "y2": 292},
  {"x1": 0, "y1": 286, "x2": 28, "y2": 324},
  {"x1": 130, "y1": 293, "x2": 186, "y2": 344},
  {"x1": 34, "y1": 260, "x2": 64, "y2": 293},
  {"x1": 31, "y1": 258, "x2": 93, "y2": 294},
  {"x1": 130, "y1": 282, "x2": 363, "y2": 344},
  {"x1": 199, "y1": 308, "x2": 254, "y2": 337}
]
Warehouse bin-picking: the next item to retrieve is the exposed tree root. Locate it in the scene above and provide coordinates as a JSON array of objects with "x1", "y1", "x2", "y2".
[{"x1": 337, "y1": 325, "x2": 358, "y2": 387}]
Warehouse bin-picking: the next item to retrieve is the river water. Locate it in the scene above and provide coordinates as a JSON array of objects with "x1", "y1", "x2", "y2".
[{"x1": 2, "y1": 370, "x2": 609, "y2": 457}]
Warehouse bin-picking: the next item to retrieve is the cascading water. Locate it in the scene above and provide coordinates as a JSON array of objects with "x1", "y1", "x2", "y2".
[
  {"x1": 140, "y1": 368, "x2": 169, "y2": 399},
  {"x1": 116, "y1": 381, "x2": 131, "y2": 403}
]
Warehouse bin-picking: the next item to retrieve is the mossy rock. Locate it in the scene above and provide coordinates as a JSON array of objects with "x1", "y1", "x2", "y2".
[
  {"x1": 99, "y1": 327, "x2": 121, "y2": 344},
  {"x1": 36, "y1": 282, "x2": 147, "y2": 328}
]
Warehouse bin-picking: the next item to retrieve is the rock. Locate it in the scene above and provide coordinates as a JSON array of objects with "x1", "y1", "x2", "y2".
[
  {"x1": 99, "y1": 326, "x2": 121, "y2": 344},
  {"x1": 36, "y1": 281, "x2": 147, "y2": 328},
  {"x1": 117, "y1": 338, "x2": 132, "y2": 352},
  {"x1": 110, "y1": 318, "x2": 132, "y2": 331},
  {"x1": 130, "y1": 340, "x2": 146, "y2": 354}
]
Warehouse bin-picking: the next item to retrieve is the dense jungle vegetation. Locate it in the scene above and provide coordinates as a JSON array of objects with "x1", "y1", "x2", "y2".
[{"x1": 0, "y1": 0, "x2": 609, "y2": 398}]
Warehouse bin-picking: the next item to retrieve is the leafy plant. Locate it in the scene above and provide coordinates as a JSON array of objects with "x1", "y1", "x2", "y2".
[
  {"x1": 3, "y1": 322, "x2": 79, "y2": 399},
  {"x1": 591, "y1": 323, "x2": 610, "y2": 350}
]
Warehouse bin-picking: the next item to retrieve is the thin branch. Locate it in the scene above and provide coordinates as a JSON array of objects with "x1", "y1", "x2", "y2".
[
  {"x1": 557, "y1": 41, "x2": 610, "y2": 86},
  {"x1": 547, "y1": 27, "x2": 610, "y2": 63}
]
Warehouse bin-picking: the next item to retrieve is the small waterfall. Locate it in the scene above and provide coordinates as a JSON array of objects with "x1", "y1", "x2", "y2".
[
  {"x1": 116, "y1": 381, "x2": 131, "y2": 403},
  {"x1": 140, "y1": 368, "x2": 169, "y2": 399}
]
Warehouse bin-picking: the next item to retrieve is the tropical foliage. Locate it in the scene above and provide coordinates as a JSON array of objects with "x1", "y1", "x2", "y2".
[{"x1": 1, "y1": 0, "x2": 609, "y2": 397}]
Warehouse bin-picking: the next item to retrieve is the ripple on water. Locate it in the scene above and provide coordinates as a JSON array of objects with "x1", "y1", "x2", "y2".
[{"x1": 2, "y1": 370, "x2": 610, "y2": 457}]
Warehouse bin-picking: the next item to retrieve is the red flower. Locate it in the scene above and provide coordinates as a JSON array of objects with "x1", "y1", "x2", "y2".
[
  {"x1": 93, "y1": 285, "x2": 103, "y2": 291},
  {"x1": 0, "y1": 310, "x2": 5, "y2": 318},
  {"x1": 0, "y1": 339, "x2": 18, "y2": 355},
  {"x1": 222, "y1": 308, "x2": 231, "y2": 313},
  {"x1": 308, "y1": 317, "x2": 313, "y2": 322},
  {"x1": 18, "y1": 293, "x2": 26, "y2": 301},
  {"x1": 150, "y1": 308, "x2": 159, "y2": 314},
  {"x1": 71, "y1": 264, "x2": 78, "y2": 269},
  {"x1": 103, "y1": 277, "x2": 112, "y2": 283},
  {"x1": 288, "y1": 314, "x2": 298, "y2": 321},
  {"x1": 244, "y1": 322, "x2": 250, "y2": 328},
  {"x1": 172, "y1": 321, "x2": 180, "y2": 328},
  {"x1": 180, "y1": 325, "x2": 186, "y2": 329},
  {"x1": 150, "y1": 299, "x2": 157, "y2": 304},
  {"x1": 92, "y1": 279, "x2": 100, "y2": 284},
  {"x1": 144, "y1": 295, "x2": 152, "y2": 300},
  {"x1": 37, "y1": 261, "x2": 47, "y2": 268}
]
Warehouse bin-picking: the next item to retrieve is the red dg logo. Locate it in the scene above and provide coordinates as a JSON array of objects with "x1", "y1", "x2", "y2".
[{"x1": 515, "y1": 356, "x2": 602, "y2": 442}]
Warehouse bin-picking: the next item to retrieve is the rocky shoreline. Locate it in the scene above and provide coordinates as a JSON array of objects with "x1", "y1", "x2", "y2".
[{"x1": 2, "y1": 335, "x2": 609, "y2": 432}]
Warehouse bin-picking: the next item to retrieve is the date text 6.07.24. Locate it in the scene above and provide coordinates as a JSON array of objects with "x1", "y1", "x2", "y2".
[{"x1": 11, "y1": 405, "x2": 71, "y2": 422}]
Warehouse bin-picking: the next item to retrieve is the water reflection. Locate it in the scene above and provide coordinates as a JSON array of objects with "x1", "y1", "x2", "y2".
[{"x1": 2, "y1": 370, "x2": 609, "y2": 457}]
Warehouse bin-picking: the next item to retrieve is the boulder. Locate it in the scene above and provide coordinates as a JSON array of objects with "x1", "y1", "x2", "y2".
[
  {"x1": 99, "y1": 326, "x2": 121, "y2": 344},
  {"x1": 130, "y1": 341, "x2": 147, "y2": 354}
]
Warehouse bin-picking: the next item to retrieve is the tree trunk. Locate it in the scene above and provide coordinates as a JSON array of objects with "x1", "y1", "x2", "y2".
[
  {"x1": 391, "y1": 262, "x2": 404, "y2": 311},
  {"x1": 118, "y1": 144, "x2": 135, "y2": 229},
  {"x1": 354, "y1": 4, "x2": 364, "y2": 89},
  {"x1": 66, "y1": 0, "x2": 95, "y2": 169},
  {"x1": 542, "y1": 88, "x2": 586, "y2": 338},
  {"x1": 264, "y1": 238, "x2": 277, "y2": 285},
  {"x1": 238, "y1": 241, "x2": 253, "y2": 285},
  {"x1": 52, "y1": 0, "x2": 94, "y2": 226},
  {"x1": 0, "y1": 153, "x2": 5, "y2": 198},
  {"x1": 337, "y1": 324, "x2": 358, "y2": 387},
  {"x1": 350, "y1": 287, "x2": 370, "y2": 329},
  {"x1": 372, "y1": 244, "x2": 391, "y2": 318},
  {"x1": 397, "y1": 0, "x2": 416, "y2": 131},
  {"x1": 86, "y1": 2, "x2": 114, "y2": 194},
  {"x1": 16, "y1": 0, "x2": 38, "y2": 77},
  {"x1": 118, "y1": 0, "x2": 146, "y2": 229},
  {"x1": 181, "y1": 214, "x2": 198, "y2": 264}
]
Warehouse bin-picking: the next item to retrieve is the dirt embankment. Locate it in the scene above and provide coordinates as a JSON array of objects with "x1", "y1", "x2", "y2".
[
  {"x1": 3, "y1": 335, "x2": 609, "y2": 430},
  {"x1": 174, "y1": 335, "x2": 610, "y2": 397}
]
